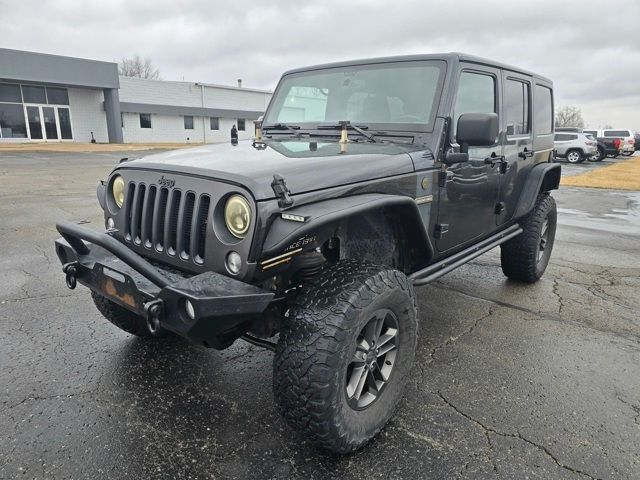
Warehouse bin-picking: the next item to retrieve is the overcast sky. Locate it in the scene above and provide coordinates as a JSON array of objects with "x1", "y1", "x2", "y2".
[{"x1": 2, "y1": 0, "x2": 639, "y2": 130}]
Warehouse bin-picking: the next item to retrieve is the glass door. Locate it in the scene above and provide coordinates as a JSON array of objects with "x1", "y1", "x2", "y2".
[
  {"x1": 42, "y1": 107, "x2": 59, "y2": 140},
  {"x1": 26, "y1": 106, "x2": 43, "y2": 140},
  {"x1": 57, "y1": 108, "x2": 73, "y2": 140}
]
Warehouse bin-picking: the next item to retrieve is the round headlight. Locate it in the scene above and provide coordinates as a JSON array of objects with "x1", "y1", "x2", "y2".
[
  {"x1": 112, "y1": 175, "x2": 125, "y2": 208},
  {"x1": 224, "y1": 195, "x2": 251, "y2": 238}
]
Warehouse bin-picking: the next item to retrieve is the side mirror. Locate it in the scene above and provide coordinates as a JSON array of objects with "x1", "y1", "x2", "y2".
[{"x1": 456, "y1": 113, "x2": 499, "y2": 149}]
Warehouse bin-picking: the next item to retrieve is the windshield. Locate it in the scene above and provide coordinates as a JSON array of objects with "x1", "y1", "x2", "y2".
[{"x1": 264, "y1": 60, "x2": 446, "y2": 130}]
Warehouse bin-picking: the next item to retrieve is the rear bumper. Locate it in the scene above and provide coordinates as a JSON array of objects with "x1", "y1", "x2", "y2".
[
  {"x1": 55, "y1": 221, "x2": 274, "y2": 349},
  {"x1": 621, "y1": 143, "x2": 635, "y2": 153}
]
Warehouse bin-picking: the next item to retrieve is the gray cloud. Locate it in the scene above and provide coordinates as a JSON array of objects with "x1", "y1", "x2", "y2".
[{"x1": 2, "y1": 0, "x2": 639, "y2": 129}]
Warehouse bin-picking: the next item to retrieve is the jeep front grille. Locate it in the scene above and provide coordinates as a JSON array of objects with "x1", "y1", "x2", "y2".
[{"x1": 124, "y1": 183, "x2": 211, "y2": 264}]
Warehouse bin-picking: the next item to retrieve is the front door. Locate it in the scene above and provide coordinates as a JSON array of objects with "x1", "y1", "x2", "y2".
[
  {"x1": 24, "y1": 105, "x2": 72, "y2": 141},
  {"x1": 436, "y1": 65, "x2": 503, "y2": 252},
  {"x1": 26, "y1": 106, "x2": 43, "y2": 140},
  {"x1": 497, "y1": 72, "x2": 534, "y2": 225},
  {"x1": 42, "y1": 107, "x2": 58, "y2": 140}
]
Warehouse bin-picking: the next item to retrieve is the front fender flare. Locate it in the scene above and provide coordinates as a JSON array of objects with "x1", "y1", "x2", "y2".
[{"x1": 261, "y1": 193, "x2": 431, "y2": 263}]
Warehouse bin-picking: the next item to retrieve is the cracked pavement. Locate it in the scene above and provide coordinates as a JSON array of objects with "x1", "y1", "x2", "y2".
[{"x1": 1, "y1": 152, "x2": 639, "y2": 479}]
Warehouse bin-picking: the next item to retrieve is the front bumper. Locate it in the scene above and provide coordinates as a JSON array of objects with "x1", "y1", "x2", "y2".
[{"x1": 55, "y1": 221, "x2": 274, "y2": 349}]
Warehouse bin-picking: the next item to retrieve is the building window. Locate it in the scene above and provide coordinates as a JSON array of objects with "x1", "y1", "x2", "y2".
[
  {"x1": 237, "y1": 119, "x2": 245, "y2": 131},
  {"x1": 140, "y1": 113, "x2": 152, "y2": 129},
  {"x1": 0, "y1": 103, "x2": 28, "y2": 138},
  {"x1": 46, "y1": 87, "x2": 69, "y2": 105},
  {"x1": 0, "y1": 83, "x2": 22, "y2": 103},
  {"x1": 22, "y1": 85, "x2": 47, "y2": 104},
  {"x1": 184, "y1": 115, "x2": 194, "y2": 130},
  {"x1": 210, "y1": 117, "x2": 219, "y2": 130}
]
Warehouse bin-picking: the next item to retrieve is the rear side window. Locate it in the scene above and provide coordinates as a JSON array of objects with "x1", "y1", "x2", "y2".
[
  {"x1": 554, "y1": 133, "x2": 576, "y2": 141},
  {"x1": 604, "y1": 130, "x2": 630, "y2": 137},
  {"x1": 584, "y1": 130, "x2": 597, "y2": 136},
  {"x1": 453, "y1": 71, "x2": 496, "y2": 136},
  {"x1": 534, "y1": 85, "x2": 553, "y2": 135},
  {"x1": 504, "y1": 78, "x2": 530, "y2": 135}
]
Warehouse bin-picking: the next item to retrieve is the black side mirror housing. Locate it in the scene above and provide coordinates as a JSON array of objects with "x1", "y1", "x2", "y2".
[{"x1": 456, "y1": 113, "x2": 499, "y2": 148}]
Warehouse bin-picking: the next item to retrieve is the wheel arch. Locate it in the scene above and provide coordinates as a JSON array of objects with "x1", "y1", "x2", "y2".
[
  {"x1": 261, "y1": 194, "x2": 432, "y2": 273},
  {"x1": 512, "y1": 162, "x2": 561, "y2": 219}
]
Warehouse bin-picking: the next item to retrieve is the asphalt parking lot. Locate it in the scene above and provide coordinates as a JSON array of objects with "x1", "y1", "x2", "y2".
[{"x1": 1, "y1": 151, "x2": 639, "y2": 479}]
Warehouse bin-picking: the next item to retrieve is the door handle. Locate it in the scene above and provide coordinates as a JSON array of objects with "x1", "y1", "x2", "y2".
[
  {"x1": 484, "y1": 153, "x2": 506, "y2": 165},
  {"x1": 519, "y1": 148, "x2": 534, "y2": 159}
]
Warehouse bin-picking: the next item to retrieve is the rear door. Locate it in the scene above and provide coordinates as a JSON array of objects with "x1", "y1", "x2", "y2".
[
  {"x1": 436, "y1": 64, "x2": 502, "y2": 252},
  {"x1": 497, "y1": 72, "x2": 534, "y2": 224}
]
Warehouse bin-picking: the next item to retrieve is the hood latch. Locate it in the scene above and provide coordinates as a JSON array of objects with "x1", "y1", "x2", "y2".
[{"x1": 271, "y1": 174, "x2": 294, "y2": 208}]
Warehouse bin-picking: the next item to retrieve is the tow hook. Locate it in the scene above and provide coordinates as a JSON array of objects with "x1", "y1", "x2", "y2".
[
  {"x1": 63, "y1": 263, "x2": 78, "y2": 290},
  {"x1": 144, "y1": 300, "x2": 163, "y2": 335}
]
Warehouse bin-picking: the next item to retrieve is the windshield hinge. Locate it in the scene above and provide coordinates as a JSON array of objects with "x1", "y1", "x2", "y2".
[
  {"x1": 438, "y1": 170, "x2": 448, "y2": 187},
  {"x1": 271, "y1": 174, "x2": 294, "y2": 208}
]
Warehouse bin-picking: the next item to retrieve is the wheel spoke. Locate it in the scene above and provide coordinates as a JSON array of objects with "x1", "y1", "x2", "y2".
[
  {"x1": 353, "y1": 367, "x2": 368, "y2": 400},
  {"x1": 376, "y1": 342, "x2": 396, "y2": 358},
  {"x1": 374, "y1": 312, "x2": 385, "y2": 343},
  {"x1": 357, "y1": 337, "x2": 370, "y2": 352},
  {"x1": 366, "y1": 369, "x2": 380, "y2": 395},
  {"x1": 377, "y1": 327, "x2": 397, "y2": 348},
  {"x1": 351, "y1": 350, "x2": 366, "y2": 365},
  {"x1": 347, "y1": 366, "x2": 367, "y2": 398},
  {"x1": 363, "y1": 320, "x2": 377, "y2": 346}
]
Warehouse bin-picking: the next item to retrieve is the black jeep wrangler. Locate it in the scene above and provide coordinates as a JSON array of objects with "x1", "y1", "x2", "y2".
[{"x1": 55, "y1": 53, "x2": 560, "y2": 454}]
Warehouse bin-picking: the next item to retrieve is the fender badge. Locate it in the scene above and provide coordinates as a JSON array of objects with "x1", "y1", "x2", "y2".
[
  {"x1": 281, "y1": 213, "x2": 307, "y2": 223},
  {"x1": 415, "y1": 195, "x2": 433, "y2": 205}
]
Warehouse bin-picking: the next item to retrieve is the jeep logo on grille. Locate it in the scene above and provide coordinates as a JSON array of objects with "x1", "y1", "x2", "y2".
[{"x1": 157, "y1": 176, "x2": 176, "y2": 188}]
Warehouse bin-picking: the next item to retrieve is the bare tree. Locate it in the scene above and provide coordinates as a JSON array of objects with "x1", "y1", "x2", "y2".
[
  {"x1": 118, "y1": 55, "x2": 161, "y2": 80},
  {"x1": 555, "y1": 106, "x2": 585, "y2": 129}
]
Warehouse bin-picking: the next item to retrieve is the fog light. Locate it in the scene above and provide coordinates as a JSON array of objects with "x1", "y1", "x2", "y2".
[
  {"x1": 226, "y1": 251, "x2": 242, "y2": 275},
  {"x1": 106, "y1": 217, "x2": 115, "y2": 229},
  {"x1": 184, "y1": 299, "x2": 196, "y2": 320}
]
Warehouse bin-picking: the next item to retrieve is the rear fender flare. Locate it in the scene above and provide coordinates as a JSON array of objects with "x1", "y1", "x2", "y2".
[{"x1": 513, "y1": 163, "x2": 561, "y2": 219}]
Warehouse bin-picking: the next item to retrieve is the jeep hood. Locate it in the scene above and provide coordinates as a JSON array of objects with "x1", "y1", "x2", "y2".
[{"x1": 118, "y1": 139, "x2": 419, "y2": 200}]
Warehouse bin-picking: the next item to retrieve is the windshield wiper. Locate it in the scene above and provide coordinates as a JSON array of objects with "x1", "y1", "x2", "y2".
[
  {"x1": 317, "y1": 122, "x2": 380, "y2": 143},
  {"x1": 262, "y1": 123, "x2": 302, "y2": 137}
]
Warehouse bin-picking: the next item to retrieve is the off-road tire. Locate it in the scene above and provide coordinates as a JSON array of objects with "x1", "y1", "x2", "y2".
[
  {"x1": 91, "y1": 291, "x2": 167, "y2": 338},
  {"x1": 500, "y1": 193, "x2": 557, "y2": 283},
  {"x1": 566, "y1": 149, "x2": 583, "y2": 163},
  {"x1": 273, "y1": 260, "x2": 418, "y2": 454}
]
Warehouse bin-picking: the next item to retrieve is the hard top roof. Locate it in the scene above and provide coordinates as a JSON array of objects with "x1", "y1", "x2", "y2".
[{"x1": 282, "y1": 52, "x2": 552, "y2": 84}]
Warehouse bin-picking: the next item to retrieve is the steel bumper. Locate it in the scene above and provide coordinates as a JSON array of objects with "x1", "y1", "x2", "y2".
[{"x1": 55, "y1": 221, "x2": 274, "y2": 349}]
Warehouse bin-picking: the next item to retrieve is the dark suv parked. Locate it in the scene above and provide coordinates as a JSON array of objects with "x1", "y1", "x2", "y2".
[{"x1": 55, "y1": 53, "x2": 560, "y2": 454}]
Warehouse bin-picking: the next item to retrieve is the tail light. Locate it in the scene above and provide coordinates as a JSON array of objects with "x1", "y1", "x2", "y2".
[{"x1": 629, "y1": 138, "x2": 635, "y2": 145}]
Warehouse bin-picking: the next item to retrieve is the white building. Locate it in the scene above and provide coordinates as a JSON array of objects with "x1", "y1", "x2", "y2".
[{"x1": 0, "y1": 48, "x2": 272, "y2": 144}]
